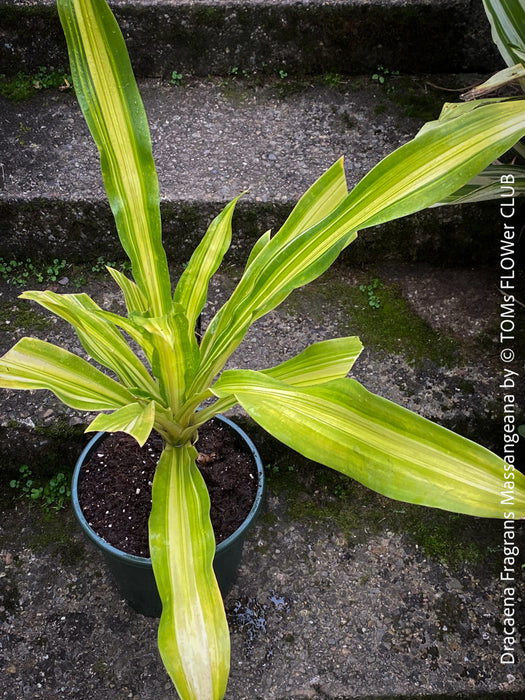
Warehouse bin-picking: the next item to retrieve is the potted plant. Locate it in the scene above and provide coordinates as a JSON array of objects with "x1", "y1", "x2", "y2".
[
  {"x1": 1, "y1": 0, "x2": 524, "y2": 698},
  {"x1": 71, "y1": 415, "x2": 265, "y2": 618}
]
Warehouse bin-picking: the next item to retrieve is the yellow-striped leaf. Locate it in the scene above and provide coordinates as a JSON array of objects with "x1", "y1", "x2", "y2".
[
  {"x1": 212, "y1": 371, "x2": 525, "y2": 519},
  {"x1": 262, "y1": 337, "x2": 363, "y2": 386},
  {"x1": 245, "y1": 230, "x2": 271, "y2": 270},
  {"x1": 106, "y1": 266, "x2": 149, "y2": 315},
  {"x1": 20, "y1": 290, "x2": 160, "y2": 399},
  {"x1": 195, "y1": 101, "x2": 525, "y2": 392},
  {"x1": 437, "y1": 163, "x2": 525, "y2": 205},
  {"x1": 0, "y1": 337, "x2": 135, "y2": 411},
  {"x1": 196, "y1": 336, "x2": 363, "y2": 424},
  {"x1": 86, "y1": 401, "x2": 156, "y2": 445},
  {"x1": 482, "y1": 0, "x2": 525, "y2": 71},
  {"x1": 174, "y1": 196, "x2": 241, "y2": 331},
  {"x1": 195, "y1": 159, "x2": 351, "y2": 389},
  {"x1": 150, "y1": 443, "x2": 229, "y2": 700},
  {"x1": 132, "y1": 304, "x2": 200, "y2": 407},
  {"x1": 57, "y1": 0, "x2": 171, "y2": 316}
]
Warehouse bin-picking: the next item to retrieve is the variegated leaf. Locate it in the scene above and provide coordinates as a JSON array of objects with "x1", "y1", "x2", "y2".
[
  {"x1": 57, "y1": 0, "x2": 171, "y2": 316},
  {"x1": 436, "y1": 164, "x2": 525, "y2": 205},
  {"x1": 150, "y1": 443, "x2": 229, "y2": 700},
  {"x1": 262, "y1": 337, "x2": 363, "y2": 386},
  {"x1": 20, "y1": 290, "x2": 160, "y2": 399},
  {"x1": 174, "y1": 196, "x2": 242, "y2": 332},
  {"x1": 482, "y1": 0, "x2": 525, "y2": 71},
  {"x1": 0, "y1": 337, "x2": 134, "y2": 411},
  {"x1": 195, "y1": 101, "x2": 525, "y2": 392},
  {"x1": 195, "y1": 336, "x2": 363, "y2": 424},
  {"x1": 86, "y1": 401, "x2": 155, "y2": 445},
  {"x1": 107, "y1": 266, "x2": 149, "y2": 315},
  {"x1": 212, "y1": 371, "x2": 525, "y2": 519}
]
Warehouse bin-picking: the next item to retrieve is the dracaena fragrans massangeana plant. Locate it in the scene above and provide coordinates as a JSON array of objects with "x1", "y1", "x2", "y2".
[{"x1": 1, "y1": 0, "x2": 525, "y2": 697}]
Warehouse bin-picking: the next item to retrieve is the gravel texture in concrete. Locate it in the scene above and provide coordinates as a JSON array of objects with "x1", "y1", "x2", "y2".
[{"x1": 0, "y1": 77, "x2": 507, "y2": 264}]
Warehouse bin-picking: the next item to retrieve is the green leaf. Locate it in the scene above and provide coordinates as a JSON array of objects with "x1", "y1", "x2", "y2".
[
  {"x1": 133, "y1": 303, "x2": 200, "y2": 407},
  {"x1": 342, "y1": 99, "x2": 525, "y2": 231},
  {"x1": 86, "y1": 401, "x2": 155, "y2": 445},
  {"x1": 421, "y1": 96, "x2": 519, "y2": 130},
  {"x1": 106, "y1": 266, "x2": 149, "y2": 315},
  {"x1": 0, "y1": 337, "x2": 135, "y2": 411},
  {"x1": 174, "y1": 196, "x2": 241, "y2": 332},
  {"x1": 20, "y1": 289, "x2": 161, "y2": 400},
  {"x1": 482, "y1": 0, "x2": 525, "y2": 70},
  {"x1": 196, "y1": 101, "x2": 525, "y2": 392},
  {"x1": 197, "y1": 336, "x2": 363, "y2": 424},
  {"x1": 96, "y1": 309, "x2": 157, "y2": 365},
  {"x1": 271, "y1": 156, "x2": 348, "y2": 249},
  {"x1": 244, "y1": 229, "x2": 271, "y2": 270},
  {"x1": 262, "y1": 337, "x2": 363, "y2": 386},
  {"x1": 196, "y1": 159, "x2": 351, "y2": 388},
  {"x1": 57, "y1": 0, "x2": 171, "y2": 316},
  {"x1": 150, "y1": 443, "x2": 229, "y2": 700},
  {"x1": 212, "y1": 371, "x2": 525, "y2": 519},
  {"x1": 437, "y1": 164, "x2": 525, "y2": 205}
]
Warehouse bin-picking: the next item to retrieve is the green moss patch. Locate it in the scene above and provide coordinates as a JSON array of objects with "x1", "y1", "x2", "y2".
[
  {"x1": 286, "y1": 273, "x2": 459, "y2": 368},
  {"x1": 0, "y1": 67, "x2": 71, "y2": 102},
  {"x1": 0, "y1": 299, "x2": 52, "y2": 333},
  {"x1": 266, "y1": 454, "x2": 506, "y2": 573}
]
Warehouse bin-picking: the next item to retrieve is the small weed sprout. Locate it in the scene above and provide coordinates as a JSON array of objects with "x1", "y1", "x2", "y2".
[
  {"x1": 372, "y1": 65, "x2": 400, "y2": 93},
  {"x1": 0, "y1": 67, "x2": 71, "y2": 101},
  {"x1": 46, "y1": 259, "x2": 67, "y2": 282},
  {"x1": 359, "y1": 278, "x2": 382, "y2": 309},
  {"x1": 10, "y1": 465, "x2": 71, "y2": 512},
  {"x1": 0, "y1": 258, "x2": 66, "y2": 287},
  {"x1": 170, "y1": 70, "x2": 183, "y2": 86},
  {"x1": 90, "y1": 256, "x2": 130, "y2": 275},
  {"x1": 324, "y1": 72, "x2": 342, "y2": 88}
]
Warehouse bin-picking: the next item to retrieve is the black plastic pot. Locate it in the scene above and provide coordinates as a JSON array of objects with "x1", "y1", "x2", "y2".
[{"x1": 72, "y1": 415, "x2": 265, "y2": 617}]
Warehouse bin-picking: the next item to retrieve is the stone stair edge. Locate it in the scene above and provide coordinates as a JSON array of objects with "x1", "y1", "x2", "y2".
[
  {"x1": 0, "y1": 72, "x2": 509, "y2": 266},
  {"x1": 0, "y1": 0, "x2": 502, "y2": 78}
]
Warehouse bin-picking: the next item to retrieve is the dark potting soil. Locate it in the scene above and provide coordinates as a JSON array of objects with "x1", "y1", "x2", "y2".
[{"x1": 78, "y1": 419, "x2": 258, "y2": 557}]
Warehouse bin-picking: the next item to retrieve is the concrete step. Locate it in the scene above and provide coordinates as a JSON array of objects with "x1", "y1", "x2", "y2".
[
  {"x1": 0, "y1": 0, "x2": 502, "y2": 79},
  {"x1": 0, "y1": 75, "x2": 505, "y2": 266}
]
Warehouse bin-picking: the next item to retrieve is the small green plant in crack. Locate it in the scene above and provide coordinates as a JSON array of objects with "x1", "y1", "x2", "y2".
[
  {"x1": 170, "y1": 70, "x2": 183, "y2": 87},
  {"x1": 15, "y1": 123, "x2": 32, "y2": 146},
  {"x1": 221, "y1": 66, "x2": 250, "y2": 86},
  {"x1": 0, "y1": 257, "x2": 66, "y2": 286},
  {"x1": 323, "y1": 72, "x2": 342, "y2": 88},
  {"x1": 46, "y1": 258, "x2": 67, "y2": 281},
  {"x1": 371, "y1": 65, "x2": 399, "y2": 93},
  {"x1": 230, "y1": 67, "x2": 249, "y2": 79},
  {"x1": 279, "y1": 69, "x2": 288, "y2": 80},
  {"x1": 10, "y1": 465, "x2": 71, "y2": 512},
  {"x1": 359, "y1": 278, "x2": 382, "y2": 309},
  {"x1": 90, "y1": 255, "x2": 131, "y2": 275}
]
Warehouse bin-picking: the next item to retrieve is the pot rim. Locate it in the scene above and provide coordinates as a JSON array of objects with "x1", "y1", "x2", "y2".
[{"x1": 72, "y1": 414, "x2": 265, "y2": 566}]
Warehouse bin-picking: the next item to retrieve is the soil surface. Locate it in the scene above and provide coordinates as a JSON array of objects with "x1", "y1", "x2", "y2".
[{"x1": 78, "y1": 420, "x2": 258, "y2": 557}]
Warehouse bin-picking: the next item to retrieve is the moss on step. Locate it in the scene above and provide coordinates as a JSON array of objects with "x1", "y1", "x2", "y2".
[
  {"x1": 285, "y1": 273, "x2": 459, "y2": 368},
  {"x1": 265, "y1": 454, "x2": 508, "y2": 574},
  {"x1": 0, "y1": 299, "x2": 52, "y2": 332},
  {"x1": 0, "y1": 67, "x2": 71, "y2": 102},
  {"x1": 28, "y1": 511, "x2": 86, "y2": 566}
]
